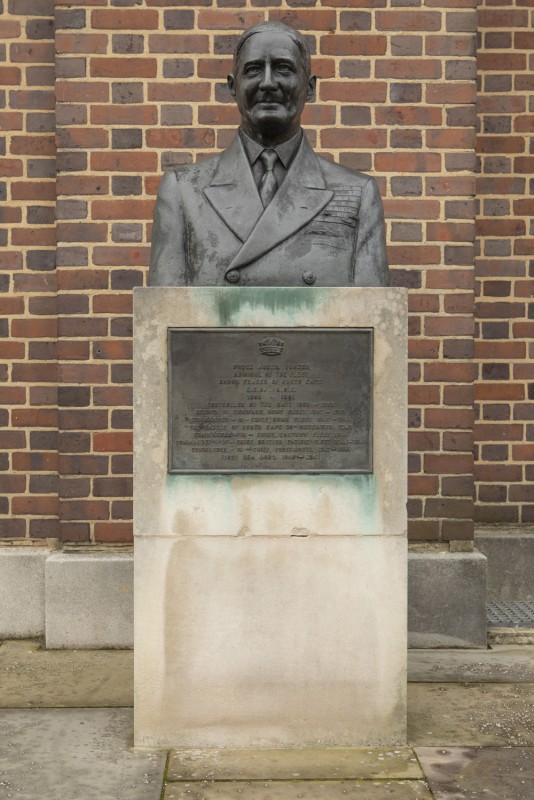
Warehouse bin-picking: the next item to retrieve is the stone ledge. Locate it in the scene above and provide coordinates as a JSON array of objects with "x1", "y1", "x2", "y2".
[
  {"x1": 45, "y1": 552, "x2": 133, "y2": 649},
  {"x1": 408, "y1": 550, "x2": 487, "y2": 649},
  {"x1": 475, "y1": 527, "x2": 534, "y2": 602},
  {"x1": 0, "y1": 548, "x2": 50, "y2": 638},
  {"x1": 2, "y1": 549, "x2": 488, "y2": 649}
]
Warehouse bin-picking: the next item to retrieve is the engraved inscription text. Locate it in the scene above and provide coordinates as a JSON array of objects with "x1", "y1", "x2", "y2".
[{"x1": 168, "y1": 329, "x2": 372, "y2": 473}]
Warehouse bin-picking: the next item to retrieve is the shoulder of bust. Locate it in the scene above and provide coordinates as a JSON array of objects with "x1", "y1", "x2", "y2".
[{"x1": 167, "y1": 151, "x2": 223, "y2": 185}]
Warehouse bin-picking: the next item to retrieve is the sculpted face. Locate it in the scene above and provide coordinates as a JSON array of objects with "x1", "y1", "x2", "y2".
[{"x1": 227, "y1": 30, "x2": 316, "y2": 146}]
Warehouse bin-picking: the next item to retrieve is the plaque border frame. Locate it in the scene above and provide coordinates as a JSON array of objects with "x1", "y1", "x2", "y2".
[{"x1": 167, "y1": 326, "x2": 374, "y2": 475}]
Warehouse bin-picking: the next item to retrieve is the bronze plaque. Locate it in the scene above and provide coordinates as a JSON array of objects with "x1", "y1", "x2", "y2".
[{"x1": 168, "y1": 328, "x2": 373, "y2": 473}]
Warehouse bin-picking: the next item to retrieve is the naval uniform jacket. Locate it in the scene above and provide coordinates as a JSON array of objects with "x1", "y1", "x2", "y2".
[{"x1": 149, "y1": 132, "x2": 389, "y2": 287}]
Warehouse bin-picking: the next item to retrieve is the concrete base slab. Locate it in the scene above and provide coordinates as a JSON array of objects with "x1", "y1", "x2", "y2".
[
  {"x1": 45, "y1": 552, "x2": 133, "y2": 649},
  {"x1": 0, "y1": 639, "x2": 133, "y2": 708},
  {"x1": 408, "y1": 646, "x2": 534, "y2": 683},
  {"x1": 167, "y1": 748, "x2": 422, "y2": 781},
  {"x1": 0, "y1": 548, "x2": 49, "y2": 637},
  {"x1": 416, "y1": 746, "x2": 534, "y2": 800},
  {"x1": 164, "y1": 780, "x2": 434, "y2": 799},
  {"x1": 408, "y1": 683, "x2": 534, "y2": 746},
  {"x1": 408, "y1": 551, "x2": 487, "y2": 648},
  {"x1": 0, "y1": 708, "x2": 165, "y2": 800},
  {"x1": 2, "y1": 643, "x2": 534, "y2": 799},
  {"x1": 476, "y1": 529, "x2": 534, "y2": 602}
]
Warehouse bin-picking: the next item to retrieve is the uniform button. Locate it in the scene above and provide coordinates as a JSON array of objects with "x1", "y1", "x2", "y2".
[
  {"x1": 302, "y1": 270, "x2": 316, "y2": 285},
  {"x1": 226, "y1": 269, "x2": 240, "y2": 284}
]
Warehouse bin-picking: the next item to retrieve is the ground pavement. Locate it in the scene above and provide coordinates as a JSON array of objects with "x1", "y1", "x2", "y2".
[{"x1": 0, "y1": 640, "x2": 533, "y2": 799}]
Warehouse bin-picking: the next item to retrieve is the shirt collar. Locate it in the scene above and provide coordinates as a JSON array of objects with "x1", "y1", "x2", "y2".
[{"x1": 239, "y1": 128, "x2": 303, "y2": 169}]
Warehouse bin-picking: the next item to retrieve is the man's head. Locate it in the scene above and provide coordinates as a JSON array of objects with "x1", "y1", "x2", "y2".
[{"x1": 227, "y1": 22, "x2": 316, "y2": 147}]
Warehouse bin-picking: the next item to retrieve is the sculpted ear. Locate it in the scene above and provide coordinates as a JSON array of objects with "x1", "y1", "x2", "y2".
[
  {"x1": 307, "y1": 75, "x2": 317, "y2": 102},
  {"x1": 227, "y1": 74, "x2": 236, "y2": 99}
]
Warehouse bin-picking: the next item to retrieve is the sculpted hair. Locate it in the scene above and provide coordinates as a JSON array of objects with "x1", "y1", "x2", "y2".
[{"x1": 233, "y1": 22, "x2": 312, "y2": 76}]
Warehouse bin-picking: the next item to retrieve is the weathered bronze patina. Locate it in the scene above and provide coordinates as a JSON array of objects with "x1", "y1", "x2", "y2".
[
  {"x1": 154, "y1": 23, "x2": 383, "y2": 474},
  {"x1": 149, "y1": 22, "x2": 389, "y2": 287},
  {"x1": 168, "y1": 328, "x2": 373, "y2": 473}
]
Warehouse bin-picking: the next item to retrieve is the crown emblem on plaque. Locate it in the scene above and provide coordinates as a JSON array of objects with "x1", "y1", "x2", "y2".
[{"x1": 258, "y1": 337, "x2": 284, "y2": 356}]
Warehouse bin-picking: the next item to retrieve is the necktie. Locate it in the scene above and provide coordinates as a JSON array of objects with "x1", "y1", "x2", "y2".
[{"x1": 259, "y1": 149, "x2": 279, "y2": 208}]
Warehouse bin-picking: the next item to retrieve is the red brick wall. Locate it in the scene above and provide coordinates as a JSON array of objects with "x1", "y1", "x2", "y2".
[
  {"x1": 1, "y1": 0, "x2": 58, "y2": 539},
  {"x1": 2, "y1": 0, "x2": 527, "y2": 545},
  {"x1": 475, "y1": 0, "x2": 534, "y2": 525}
]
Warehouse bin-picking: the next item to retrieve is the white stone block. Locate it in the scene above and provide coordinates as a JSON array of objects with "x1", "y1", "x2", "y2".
[
  {"x1": 0, "y1": 548, "x2": 49, "y2": 637},
  {"x1": 134, "y1": 535, "x2": 407, "y2": 749},
  {"x1": 45, "y1": 552, "x2": 133, "y2": 649}
]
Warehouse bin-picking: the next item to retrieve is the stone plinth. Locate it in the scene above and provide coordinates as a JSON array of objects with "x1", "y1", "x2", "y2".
[
  {"x1": 45, "y1": 552, "x2": 133, "y2": 649},
  {"x1": 0, "y1": 548, "x2": 50, "y2": 638},
  {"x1": 134, "y1": 287, "x2": 407, "y2": 749}
]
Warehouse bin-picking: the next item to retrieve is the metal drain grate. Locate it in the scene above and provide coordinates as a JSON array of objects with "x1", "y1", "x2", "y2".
[{"x1": 487, "y1": 601, "x2": 534, "y2": 628}]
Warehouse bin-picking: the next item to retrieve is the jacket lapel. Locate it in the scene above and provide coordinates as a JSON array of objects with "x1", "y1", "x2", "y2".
[
  {"x1": 203, "y1": 135, "x2": 264, "y2": 243},
  {"x1": 227, "y1": 136, "x2": 333, "y2": 273}
]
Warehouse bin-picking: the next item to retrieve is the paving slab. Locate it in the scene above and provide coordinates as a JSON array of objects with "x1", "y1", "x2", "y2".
[
  {"x1": 0, "y1": 708, "x2": 165, "y2": 800},
  {"x1": 408, "y1": 683, "x2": 534, "y2": 746},
  {"x1": 167, "y1": 747, "x2": 423, "y2": 781},
  {"x1": 408, "y1": 646, "x2": 534, "y2": 683},
  {"x1": 0, "y1": 639, "x2": 133, "y2": 707},
  {"x1": 163, "y1": 780, "x2": 433, "y2": 799},
  {"x1": 416, "y1": 746, "x2": 534, "y2": 799}
]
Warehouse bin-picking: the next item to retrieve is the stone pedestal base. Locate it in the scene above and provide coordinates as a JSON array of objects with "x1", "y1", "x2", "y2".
[
  {"x1": 133, "y1": 287, "x2": 407, "y2": 749},
  {"x1": 134, "y1": 535, "x2": 406, "y2": 748}
]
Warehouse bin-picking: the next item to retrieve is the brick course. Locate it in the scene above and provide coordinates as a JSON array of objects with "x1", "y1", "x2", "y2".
[
  {"x1": 1, "y1": 0, "x2": 58, "y2": 540},
  {"x1": 0, "y1": 0, "x2": 530, "y2": 543},
  {"x1": 475, "y1": 0, "x2": 534, "y2": 525}
]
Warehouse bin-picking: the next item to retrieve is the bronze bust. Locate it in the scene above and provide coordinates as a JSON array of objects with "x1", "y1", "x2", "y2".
[{"x1": 149, "y1": 22, "x2": 388, "y2": 287}]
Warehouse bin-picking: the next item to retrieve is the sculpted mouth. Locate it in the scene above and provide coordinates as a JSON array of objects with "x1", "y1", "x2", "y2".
[
  {"x1": 256, "y1": 96, "x2": 282, "y2": 105},
  {"x1": 255, "y1": 101, "x2": 283, "y2": 109}
]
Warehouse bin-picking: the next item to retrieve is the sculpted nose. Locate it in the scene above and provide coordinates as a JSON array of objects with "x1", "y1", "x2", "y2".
[{"x1": 259, "y1": 64, "x2": 276, "y2": 89}]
